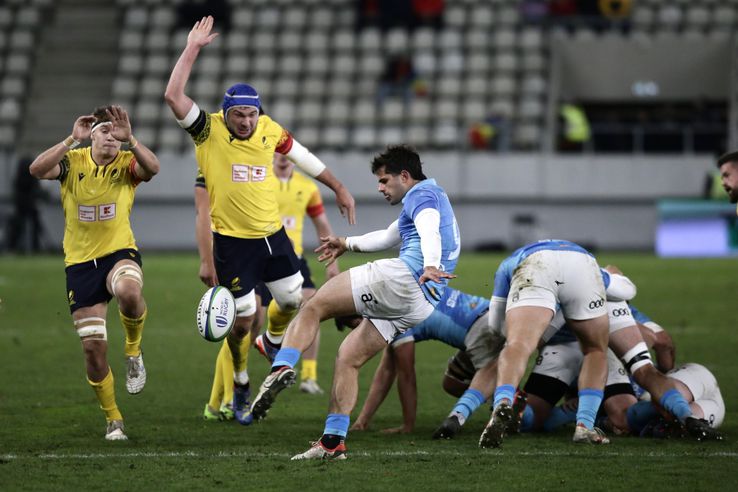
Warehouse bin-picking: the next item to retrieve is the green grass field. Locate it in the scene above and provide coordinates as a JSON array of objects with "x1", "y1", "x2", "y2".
[{"x1": 1, "y1": 252, "x2": 737, "y2": 491}]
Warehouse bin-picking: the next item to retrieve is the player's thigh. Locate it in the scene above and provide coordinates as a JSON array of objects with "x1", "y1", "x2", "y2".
[
  {"x1": 567, "y1": 314, "x2": 609, "y2": 352},
  {"x1": 504, "y1": 305, "x2": 555, "y2": 350},
  {"x1": 336, "y1": 318, "x2": 388, "y2": 369},
  {"x1": 302, "y1": 270, "x2": 359, "y2": 320}
]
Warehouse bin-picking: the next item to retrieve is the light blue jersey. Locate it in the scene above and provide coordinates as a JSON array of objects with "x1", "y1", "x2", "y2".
[
  {"x1": 398, "y1": 179, "x2": 460, "y2": 305},
  {"x1": 629, "y1": 304, "x2": 651, "y2": 324},
  {"x1": 393, "y1": 288, "x2": 489, "y2": 349}
]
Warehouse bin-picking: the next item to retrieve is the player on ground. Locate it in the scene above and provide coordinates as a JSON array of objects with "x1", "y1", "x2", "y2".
[
  {"x1": 29, "y1": 105, "x2": 160, "y2": 440},
  {"x1": 479, "y1": 240, "x2": 617, "y2": 447},
  {"x1": 165, "y1": 15, "x2": 355, "y2": 425},
  {"x1": 251, "y1": 145, "x2": 460, "y2": 460},
  {"x1": 350, "y1": 287, "x2": 501, "y2": 435}
]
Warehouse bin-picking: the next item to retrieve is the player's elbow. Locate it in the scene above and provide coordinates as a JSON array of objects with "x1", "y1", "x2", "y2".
[{"x1": 28, "y1": 159, "x2": 46, "y2": 179}]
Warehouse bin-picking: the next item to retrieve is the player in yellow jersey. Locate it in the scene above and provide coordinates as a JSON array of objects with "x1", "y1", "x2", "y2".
[
  {"x1": 165, "y1": 15, "x2": 355, "y2": 425},
  {"x1": 29, "y1": 105, "x2": 160, "y2": 440},
  {"x1": 717, "y1": 151, "x2": 738, "y2": 215},
  {"x1": 198, "y1": 153, "x2": 341, "y2": 420}
]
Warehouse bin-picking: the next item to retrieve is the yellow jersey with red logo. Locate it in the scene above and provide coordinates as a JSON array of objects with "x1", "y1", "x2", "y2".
[
  {"x1": 185, "y1": 111, "x2": 294, "y2": 239},
  {"x1": 276, "y1": 171, "x2": 324, "y2": 256},
  {"x1": 58, "y1": 148, "x2": 141, "y2": 265}
]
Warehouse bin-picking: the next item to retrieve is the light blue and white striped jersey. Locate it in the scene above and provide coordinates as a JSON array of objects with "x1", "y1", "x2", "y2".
[
  {"x1": 398, "y1": 178, "x2": 460, "y2": 305},
  {"x1": 393, "y1": 287, "x2": 489, "y2": 349}
]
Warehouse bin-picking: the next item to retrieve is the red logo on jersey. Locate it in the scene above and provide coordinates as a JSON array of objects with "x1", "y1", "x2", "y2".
[
  {"x1": 251, "y1": 166, "x2": 266, "y2": 182},
  {"x1": 99, "y1": 203, "x2": 116, "y2": 221}
]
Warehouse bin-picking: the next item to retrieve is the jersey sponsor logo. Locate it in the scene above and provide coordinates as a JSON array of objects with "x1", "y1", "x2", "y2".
[
  {"x1": 588, "y1": 299, "x2": 604, "y2": 309},
  {"x1": 251, "y1": 166, "x2": 266, "y2": 182},
  {"x1": 232, "y1": 164, "x2": 250, "y2": 182},
  {"x1": 99, "y1": 203, "x2": 116, "y2": 221},
  {"x1": 445, "y1": 289, "x2": 460, "y2": 308},
  {"x1": 610, "y1": 307, "x2": 630, "y2": 317},
  {"x1": 360, "y1": 293, "x2": 379, "y2": 305},
  {"x1": 78, "y1": 205, "x2": 96, "y2": 222}
]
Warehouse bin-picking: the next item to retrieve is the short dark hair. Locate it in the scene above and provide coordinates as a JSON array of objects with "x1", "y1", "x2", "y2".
[
  {"x1": 717, "y1": 150, "x2": 738, "y2": 168},
  {"x1": 92, "y1": 105, "x2": 114, "y2": 123},
  {"x1": 371, "y1": 144, "x2": 427, "y2": 180}
]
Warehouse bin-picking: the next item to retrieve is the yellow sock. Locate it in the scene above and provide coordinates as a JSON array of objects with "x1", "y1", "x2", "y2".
[
  {"x1": 267, "y1": 299, "x2": 296, "y2": 340},
  {"x1": 227, "y1": 331, "x2": 251, "y2": 384},
  {"x1": 88, "y1": 368, "x2": 123, "y2": 422},
  {"x1": 208, "y1": 342, "x2": 227, "y2": 410},
  {"x1": 120, "y1": 308, "x2": 146, "y2": 357},
  {"x1": 301, "y1": 359, "x2": 317, "y2": 381},
  {"x1": 221, "y1": 340, "x2": 235, "y2": 405}
]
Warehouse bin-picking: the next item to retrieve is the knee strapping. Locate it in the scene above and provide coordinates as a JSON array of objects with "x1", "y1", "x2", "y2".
[
  {"x1": 75, "y1": 317, "x2": 107, "y2": 340},
  {"x1": 266, "y1": 272, "x2": 304, "y2": 311},
  {"x1": 622, "y1": 342, "x2": 653, "y2": 373},
  {"x1": 235, "y1": 289, "x2": 257, "y2": 318},
  {"x1": 110, "y1": 264, "x2": 143, "y2": 296}
]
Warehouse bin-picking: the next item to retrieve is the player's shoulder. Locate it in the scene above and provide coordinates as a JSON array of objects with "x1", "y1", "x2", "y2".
[{"x1": 257, "y1": 113, "x2": 283, "y2": 134}]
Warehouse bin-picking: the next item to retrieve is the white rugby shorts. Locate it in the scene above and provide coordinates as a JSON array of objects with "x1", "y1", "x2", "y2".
[
  {"x1": 607, "y1": 301, "x2": 637, "y2": 334},
  {"x1": 464, "y1": 314, "x2": 506, "y2": 370},
  {"x1": 532, "y1": 341, "x2": 630, "y2": 387},
  {"x1": 668, "y1": 363, "x2": 724, "y2": 428},
  {"x1": 507, "y1": 250, "x2": 607, "y2": 320},
  {"x1": 349, "y1": 258, "x2": 435, "y2": 343}
]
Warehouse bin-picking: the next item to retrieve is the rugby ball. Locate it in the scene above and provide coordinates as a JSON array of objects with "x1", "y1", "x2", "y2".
[{"x1": 196, "y1": 286, "x2": 236, "y2": 342}]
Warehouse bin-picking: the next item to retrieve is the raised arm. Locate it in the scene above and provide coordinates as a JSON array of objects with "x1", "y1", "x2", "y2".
[
  {"x1": 29, "y1": 115, "x2": 95, "y2": 180},
  {"x1": 164, "y1": 16, "x2": 219, "y2": 120}
]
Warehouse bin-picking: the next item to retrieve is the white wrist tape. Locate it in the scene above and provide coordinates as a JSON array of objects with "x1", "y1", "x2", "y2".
[
  {"x1": 286, "y1": 138, "x2": 326, "y2": 178},
  {"x1": 177, "y1": 102, "x2": 201, "y2": 128}
]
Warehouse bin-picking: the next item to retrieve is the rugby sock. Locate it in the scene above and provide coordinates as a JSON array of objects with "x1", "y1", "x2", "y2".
[
  {"x1": 119, "y1": 308, "x2": 146, "y2": 357},
  {"x1": 301, "y1": 359, "x2": 318, "y2": 382},
  {"x1": 520, "y1": 405, "x2": 535, "y2": 432},
  {"x1": 321, "y1": 413, "x2": 350, "y2": 448},
  {"x1": 450, "y1": 389, "x2": 485, "y2": 425},
  {"x1": 271, "y1": 347, "x2": 301, "y2": 371},
  {"x1": 543, "y1": 405, "x2": 577, "y2": 432},
  {"x1": 207, "y1": 343, "x2": 226, "y2": 411},
  {"x1": 626, "y1": 401, "x2": 659, "y2": 434},
  {"x1": 88, "y1": 368, "x2": 122, "y2": 422},
  {"x1": 221, "y1": 340, "x2": 235, "y2": 406},
  {"x1": 576, "y1": 388, "x2": 604, "y2": 430},
  {"x1": 227, "y1": 332, "x2": 251, "y2": 385},
  {"x1": 267, "y1": 299, "x2": 296, "y2": 343},
  {"x1": 660, "y1": 388, "x2": 691, "y2": 423},
  {"x1": 493, "y1": 384, "x2": 516, "y2": 409}
]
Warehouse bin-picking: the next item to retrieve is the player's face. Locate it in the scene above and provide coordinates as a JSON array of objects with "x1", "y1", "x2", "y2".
[
  {"x1": 720, "y1": 162, "x2": 738, "y2": 203},
  {"x1": 90, "y1": 124, "x2": 121, "y2": 156},
  {"x1": 375, "y1": 166, "x2": 410, "y2": 205},
  {"x1": 226, "y1": 107, "x2": 259, "y2": 139},
  {"x1": 272, "y1": 153, "x2": 294, "y2": 179}
]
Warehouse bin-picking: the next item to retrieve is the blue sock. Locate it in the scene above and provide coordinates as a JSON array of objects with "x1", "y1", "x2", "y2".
[
  {"x1": 660, "y1": 389, "x2": 691, "y2": 423},
  {"x1": 451, "y1": 389, "x2": 485, "y2": 425},
  {"x1": 626, "y1": 400, "x2": 659, "y2": 434},
  {"x1": 520, "y1": 405, "x2": 535, "y2": 432},
  {"x1": 323, "y1": 413, "x2": 350, "y2": 438},
  {"x1": 576, "y1": 388, "x2": 604, "y2": 430},
  {"x1": 493, "y1": 384, "x2": 515, "y2": 408},
  {"x1": 271, "y1": 347, "x2": 301, "y2": 370},
  {"x1": 543, "y1": 405, "x2": 577, "y2": 432}
]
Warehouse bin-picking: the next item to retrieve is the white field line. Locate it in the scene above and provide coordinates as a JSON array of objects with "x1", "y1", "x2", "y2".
[{"x1": 2, "y1": 449, "x2": 737, "y2": 461}]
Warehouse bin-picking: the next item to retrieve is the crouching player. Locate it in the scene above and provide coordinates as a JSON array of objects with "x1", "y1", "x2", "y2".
[{"x1": 29, "y1": 106, "x2": 160, "y2": 440}]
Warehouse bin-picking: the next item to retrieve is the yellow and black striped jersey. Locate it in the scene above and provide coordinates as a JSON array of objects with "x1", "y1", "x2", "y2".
[
  {"x1": 185, "y1": 110, "x2": 294, "y2": 239},
  {"x1": 58, "y1": 148, "x2": 141, "y2": 265}
]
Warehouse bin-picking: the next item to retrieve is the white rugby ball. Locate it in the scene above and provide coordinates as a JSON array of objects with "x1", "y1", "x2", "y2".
[{"x1": 196, "y1": 286, "x2": 236, "y2": 342}]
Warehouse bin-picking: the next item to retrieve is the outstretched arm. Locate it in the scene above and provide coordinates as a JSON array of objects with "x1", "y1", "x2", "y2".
[
  {"x1": 29, "y1": 115, "x2": 96, "y2": 180},
  {"x1": 310, "y1": 212, "x2": 340, "y2": 279},
  {"x1": 194, "y1": 185, "x2": 218, "y2": 287},
  {"x1": 315, "y1": 220, "x2": 401, "y2": 266},
  {"x1": 164, "y1": 15, "x2": 218, "y2": 120}
]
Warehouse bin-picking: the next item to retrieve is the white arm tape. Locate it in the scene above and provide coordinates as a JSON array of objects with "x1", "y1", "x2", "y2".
[
  {"x1": 488, "y1": 296, "x2": 507, "y2": 336},
  {"x1": 605, "y1": 273, "x2": 637, "y2": 301},
  {"x1": 177, "y1": 102, "x2": 201, "y2": 128},
  {"x1": 286, "y1": 138, "x2": 326, "y2": 178},
  {"x1": 414, "y1": 208, "x2": 441, "y2": 268},
  {"x1": 346, "y1": 220, "x2": 400, "y2": 252}
]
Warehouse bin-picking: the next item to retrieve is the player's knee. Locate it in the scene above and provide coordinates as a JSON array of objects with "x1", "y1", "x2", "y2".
[
  {"x1": 266, "y1": 272, "x2": 304, "y2": 311},
  {"x1": 111, "y1": 264, "x2": 143, "y2": 301},
  {"x1": 235, "y1": 290, "x2": 257, "y2": 318},
  {"x1": 622, "y1": 342, "x2": 654, "y2": 376}
]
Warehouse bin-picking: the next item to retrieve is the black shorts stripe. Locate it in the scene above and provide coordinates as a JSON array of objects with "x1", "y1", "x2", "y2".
[{"x1": 524, "y1": 373, "x2": 570, "y2": 407}]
